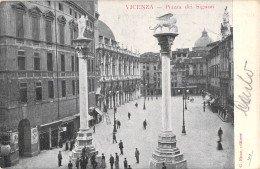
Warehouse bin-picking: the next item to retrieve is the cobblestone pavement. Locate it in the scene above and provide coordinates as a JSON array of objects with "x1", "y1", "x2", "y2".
[{"x1": 7, "y1": 96, "x2": 234, "y2": 169}]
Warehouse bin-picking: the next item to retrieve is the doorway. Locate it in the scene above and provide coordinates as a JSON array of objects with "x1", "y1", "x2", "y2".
[{"x1": 18, "y1": 119, "x2": 31, "y2": 157}]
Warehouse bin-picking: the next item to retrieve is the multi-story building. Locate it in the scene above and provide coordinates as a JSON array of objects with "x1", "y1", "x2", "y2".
[
  {"x1": 96, "y1": 20, "x2": 141, "y2": 111},
  {"x1": 206, "y1": 7, "x2": 233, "y2": 123},
  {"x1": 140, "y1": 52, "x2": 160, "y2": 97},
  {"x1": 0, "y1": 1, "x2": 98, "y2": 166}
]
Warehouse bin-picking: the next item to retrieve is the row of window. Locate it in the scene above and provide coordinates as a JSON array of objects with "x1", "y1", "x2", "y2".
[
  {"x1": 19, "y1": 78, "x2": 95, "y2": 103},
  {"x1": 14, "y1": 5, "x2": 94, "y2": 48},
  {"x1": 17, "y1": 51, "x2": 95, "y2": 72}
]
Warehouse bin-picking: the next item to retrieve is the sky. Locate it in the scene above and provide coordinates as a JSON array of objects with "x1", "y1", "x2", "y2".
[{"x1": 98, "y1": 0, "x2": 233, "y2": 54}]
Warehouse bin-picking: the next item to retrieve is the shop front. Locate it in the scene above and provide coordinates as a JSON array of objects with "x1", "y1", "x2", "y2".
[{"x1": 39, "y1": 120, "x2": 62, "y2": 151}]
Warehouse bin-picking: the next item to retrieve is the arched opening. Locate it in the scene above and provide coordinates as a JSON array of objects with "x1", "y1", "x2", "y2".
[{"x1": 18, "y1": 119, "x2": 31, "y2": 157}]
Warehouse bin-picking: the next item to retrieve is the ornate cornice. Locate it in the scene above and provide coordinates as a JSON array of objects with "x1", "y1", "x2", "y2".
[
  {"x1": 29, "y1": 6, "x2": 42, "y2": 17},
  {"x1": 11, "y1": 2, "x2": 27, "y2": 13},
  {"x1": 43, "y1": 11, "x2": 54, "y2": 21}
]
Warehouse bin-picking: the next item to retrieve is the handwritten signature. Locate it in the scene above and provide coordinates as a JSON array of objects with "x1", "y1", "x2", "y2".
[
  {"x1": 234, "y1": 61, "x2": 254, "y2": 116},
  {"x1": 247, "y1": 150, "x2": 254, "y2": 166}
]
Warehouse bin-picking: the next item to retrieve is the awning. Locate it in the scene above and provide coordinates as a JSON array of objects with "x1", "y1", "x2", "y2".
[
  {"x1": 39, "y1": 120, "x2": 63, "y2": 133},
  {"x1": 96, "y1": 87, "x2": 101, "y2": 95},
  {"x1": 94, "y1": 108, "x2": 103, "y2": 115},
  {"x1": 60, "y1": 115, "x2": 76, "y2": 123}
]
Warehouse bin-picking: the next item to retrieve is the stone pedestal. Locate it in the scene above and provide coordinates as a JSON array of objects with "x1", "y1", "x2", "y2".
[
  {"x1": 149, "y1": 20, "x2": 187, "y2": 169},
  {"x1": 71, "y1": 38, "x2": 99, "y2": 163}
]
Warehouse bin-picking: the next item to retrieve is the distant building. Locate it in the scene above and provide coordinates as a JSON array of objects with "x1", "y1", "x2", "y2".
[
  {"x1": 140, "y1": 52, "x2": 160, "y2": 97},
  {"x1": 206, "y1": 7, "x2": 233, "y2": 123},
  {"x1": 0, "y1": 1, "x2": 98, "y2": 166},
  {"x1": 96, "y1": 20, "x2": 141, "y2": 111}
]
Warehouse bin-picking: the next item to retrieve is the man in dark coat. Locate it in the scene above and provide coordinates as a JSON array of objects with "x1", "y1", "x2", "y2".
[
  {"x1": 127, "y1": 165, "x2": 132, "y2": 169},
  {"x1": 82, "y1": 146, "x2": 87, "y2": 156},
  {"x1": 135, "y1": 148, "x2": 140, "y2": 163},
  {"x1": 109, "y1": 154, "x2": 115, "y2": 169},
  {"x1": 119, "y1": 140, "x2": 124, "y2": 155},
  {"x1": 143, "y1": 120, "x2": 147, "y2": 130},
  {"x1": 128, "y1": 112, "x2": 131, "y2": 120},
  {"x1": 203, "y1": 101, "x2": 206, "y2": 112},
  {"x1": 117, "y1": 120, "x2": 121, "y2": 129},
  {"x1": 123, "y1": 158, "x2": 128, "y2": 169},
  {"x1": 113, "y1": 132, "x2": 117, "y2": 143},
  {"x1": 91, "y1": 153, "x2": 97, "y2": 169},
  {"x1": 76, "y1": 157, "x2": 80, "y2": 169},
  {"x1": 80, "y1": 156, "x2": 85, "y2": 169},
  {"x1": 58, "y1": 151, "x2": 62, "y2": 167},
  {"x1": 115, "y1": 153, "x2": 119, "y2": 162},
  {"x1": 68, "y1": 160, "x2": 73, "y2": 169},
  {"x1": 218, "y1": 127, "x2": 223, "y2": 141}
]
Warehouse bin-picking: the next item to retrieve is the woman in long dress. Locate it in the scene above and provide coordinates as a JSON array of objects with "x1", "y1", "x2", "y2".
[
  {"x1": 101, "y1": 153, "x2": 106, "y2": 168},
  {"x1": 115, "y1": 158, "x2": 119, "y2": 169}
]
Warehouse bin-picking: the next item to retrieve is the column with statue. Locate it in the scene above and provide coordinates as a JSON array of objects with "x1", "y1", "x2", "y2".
[
  {"x1": 149, "y1": 13, "x2": 187, "y2": 169},
  {"x1": 71, "y1": 15, "x2": 100, "y2": 165}
]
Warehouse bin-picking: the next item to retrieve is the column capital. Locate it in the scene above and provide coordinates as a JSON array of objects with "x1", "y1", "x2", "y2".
[{"x1": 154, "y1": 33, "x2": 178, "y2": 54}]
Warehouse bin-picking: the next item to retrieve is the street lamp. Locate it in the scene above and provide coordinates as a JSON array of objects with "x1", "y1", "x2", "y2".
[
  {"x1": 143, "y1": 83, "x2": 146, "y2": 110},
  {"x1": 182, "y1": 94, "x2": 186, "y2": 134},
  {"x1": 184, "y1": 89, "x2": 187, "y2": 110},
  {"x1": 113, "y1": 89, "x2": 117, "y2": 133}
]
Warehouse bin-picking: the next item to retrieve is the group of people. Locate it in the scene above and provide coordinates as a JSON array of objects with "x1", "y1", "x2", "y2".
[{"x1": 100, "y1": 148, "x2": 140, "y2": 169}]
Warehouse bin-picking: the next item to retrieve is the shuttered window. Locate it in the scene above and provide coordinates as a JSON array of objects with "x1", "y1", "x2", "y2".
[
  {"x1": 46, "y1": 20, "x2": 52, "y2": 42},
  {"x1": 62, "y1": 80, "x2": 66, "y2": 97},
  {"x1": 16, "y1": 13, "x2": 24, "y2": 38},
  {"x1": 61, "y1": 54, "x2": 65, "y2": 71},
  {"x1": 32, "y1": 17, "x2": 40, "y2": 40},
  {"x1": 59, "y1": 24, "x2": 65, "y2": 45},
  {"x1": 47, "y1": 53, "x2": 53, "y2": 71}
]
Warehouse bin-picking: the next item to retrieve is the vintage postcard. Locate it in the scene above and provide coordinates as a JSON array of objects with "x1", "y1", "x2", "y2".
[{"x1": 0, "y1": 0, "x2": 259, "y2": 169}]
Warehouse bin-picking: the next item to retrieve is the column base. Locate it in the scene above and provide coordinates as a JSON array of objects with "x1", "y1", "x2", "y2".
[
  {"x1": 150, "y1": 131, "x2": 187, "y2": 169},
  {"x1": 71, "y1": 129, "x2": 100, "y2": 163}
]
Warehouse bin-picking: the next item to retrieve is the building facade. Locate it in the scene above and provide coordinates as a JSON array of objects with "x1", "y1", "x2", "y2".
[
  {"x1": 0, "y1": 1, "x2": 98, "y2": 166},
  {"x1": 140, "y1": 52, "x2": 160, "y2": 97},
  {"x1": 206, "y1": 7, "x2": 233, "y2": 123},
  {"x1": 96, "y1": 21, "x2": 141, "y2": 112}
]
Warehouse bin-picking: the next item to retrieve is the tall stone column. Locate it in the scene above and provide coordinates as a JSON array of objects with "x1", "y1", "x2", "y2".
[
  {"x1": 150, "y1": 14, "x2": 187, "y2": 169},
  {"x1": 71, "y1": 38, "x2": 99, "y2": 162}
]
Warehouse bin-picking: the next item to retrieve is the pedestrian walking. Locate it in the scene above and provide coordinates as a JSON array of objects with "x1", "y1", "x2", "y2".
[
  {"x1": 127, "y1": 165, "x2": 132, "y2": 169},
  {"x1": 82, "y1": 146, "x2": 87, "y2": 156},
  {"x1": 128, "y1": 112, "x2": 131, "y2": 120},
  {"x1": 135, "y1": 148, "x2": 140, "y2": 163},
  {"x1": 76, "y1": 157, "x2": 80, "y2": 169},
  {"x1": 218, "y1": 127, "x2": 223, "y2": 141},
  {"x1": 162, "y1": 162, "x2": 166, "y2": 169},
  {"x1": 119, "y1": 140, "x2": 124, "y2": 155},
  {"x1": 117, "y1": 120, "x2": 120, "y2": 129},
  {"x1": 135, "y1": 102, "x2": 138, "y2": 107},
  {"x1": 68, "y1": 160, "x2": 73, "y2": 169},
  {"x1": 80, "y1": 156, "x2": 85, "y2": 169},
  {"x1": 93, "y1": 125, "x2": 95, "y2": 133},
  {"x1": 91, "y1": 153, "x2": 97, "y2": 169},
  {"x1": 109, "y1": 154, "x2": 115, "y2": 169},
  {"x1": 203, "y1": 101, "x2": 206, "y2": 112},
  {"x1": 123, "y1": 158, "x2": 128, "y2": 169},
  {"x1": 113, "y1": 132, "x2": 117, "y2": 143},
  {"x1": 115, "y1": 153, "x2": 119, "y2": 162},
  {"x1": 143, "y1": 120, "x2": 147, "y2": 130},
  {"x1": 65, "y1": 140, "x2": 69, "y2": 150},
  {"x1": 115, "y1": 156, "x2": 119, "y2": 169},
  {"x1": 58, "y1": 151, "x2": 62, "y2": 167},
  {"x1": 101, "y1": 153, "x2": 106, "y2": 169}
]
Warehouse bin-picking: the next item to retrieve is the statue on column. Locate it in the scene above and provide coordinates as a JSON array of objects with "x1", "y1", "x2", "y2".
[
  {"x1": 221, "y1": 6, "x2": 231, "y2": 39},
  {"x1": 149, "y1": 13, "x2": 178, "y2": 33},
  {"x1": 78, "y1": 15, "x2": 88, "y2": 39}
]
